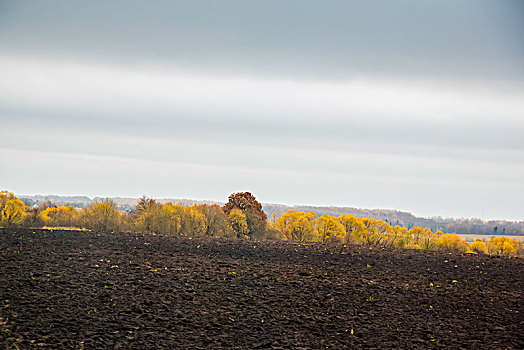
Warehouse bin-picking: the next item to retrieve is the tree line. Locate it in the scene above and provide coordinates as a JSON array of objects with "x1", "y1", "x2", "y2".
[
  {"x1": 1, "y1": 190, "x2": 522, "y2": 257},
  {"x1": 264, "y1": 204, "x2": 524, "y2": 235}
]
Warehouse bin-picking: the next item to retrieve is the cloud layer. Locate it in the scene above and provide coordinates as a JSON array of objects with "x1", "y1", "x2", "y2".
[{"x1": 1, "y1": 1, "x2": 523, "y2": 220}]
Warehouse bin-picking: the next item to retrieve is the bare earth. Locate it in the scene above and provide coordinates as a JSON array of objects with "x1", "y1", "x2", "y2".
[{"x1": 1, "y1": 229, "x2": 522, "y2": 349}]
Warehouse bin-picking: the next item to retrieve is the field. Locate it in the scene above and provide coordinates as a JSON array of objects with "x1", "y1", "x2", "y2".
[{"x1": 1, "y1": 229, "x2": 522, "y2": 349}]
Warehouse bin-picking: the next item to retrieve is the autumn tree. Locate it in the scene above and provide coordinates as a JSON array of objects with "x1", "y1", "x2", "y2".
[
  {"x1": 515, "y1": 241, "x2": 524, "y2": 258},
  {"x1": 269, "y1": 212, "x2": 279, "y2": 224},
  {"x1": 223, "y1": 192, "x2": 267, "y2": 239},
  {"x1": 184, "y1": 206, "x2": 208, "y2": 236},
  {"x1": 361, "y1": 218, "x2": 394, "y2": 246},
  {"x1": 83, "y1": 200, "x2": 121, "y2": 232},
  {"x1": 22, "y1": 200, "x2": 56, "y2": 228},
  {"x1": 437, "y1": 233, "x2": 469, "y2": 253},
  {"x1": 134, "y1": 196, "x2": 159, "y2": 233},
  {"x1": 133, "y1": 199, "x2": 184, "y2": 235},
  {"x1": 470, "y1": 239, "x2": 487, "y2": 254},
  {"x1": 0, "y1": 191, "x2": 26, "y2": 228},
  {"x1": 277, "y1": 210, "x2": 317, "y2": 241},
  {"x1": 419, "y1": 228, "x2": 438, "y2": 250},
  {"x1": 195, "y1": 204, "x2": 235, "y2": 238},
  {"x1": 132, "y1": 199, "x2": 236, "y2": 237},
  {"x1": 228, "y1": 208, "x2": 249, "y2": 238},
  {"x1": 161, "y1": 203, "x2": 184, "y2": 235},
  {"x1": 40, "y1": 205, "x2": 78, "y2": 227},
  {"x1": 316, "y1": 214, "x2": 345, "y2": 243},
  {"x1": 393, "y1": 225, "x2": 409, "y2": 248},
  {"x1": 23, "y1": 206, "x2": 45, "y2": 228},
  {"x1": 265, "y1": 212, "x2": 281, "y2": 240},
  {"x1": 407, "y1": 227, "x2": 426, "y2": 248},
  {"x1": 338, "y1": 214, "x2": 367, "y2": 244},
  {"x1": 501, "y1": 241, "x2": 516, "y2": 257},
  {"x1": 118, "y1": 211, "x2": 136, "y2": 232},
  {"x1": 486, "y1": 236, "x2": 519, "y2": 257}
]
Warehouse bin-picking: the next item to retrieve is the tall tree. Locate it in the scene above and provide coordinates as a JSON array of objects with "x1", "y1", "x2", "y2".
[
  {"x1": 338, "y1": 214, "x2": 367, "y2": 243},
  {"x1": 316, "y1": 214, "x2": 345, "y2": 243},
  {"x1": 195, "y1": 204, "x2": 235, "y2": 238},
  {"x1": 0, "y1": 191, "x2": 26, "y2": 228},
  {"x1": 223, "y1": 192, "x2": 267, "y2": 239},
  {"x1": 277, "y1": 210, "x2": 317, "y2": 241},
  {"x1": 85, "y1": 200, "x2": 121, "y2": 232}
]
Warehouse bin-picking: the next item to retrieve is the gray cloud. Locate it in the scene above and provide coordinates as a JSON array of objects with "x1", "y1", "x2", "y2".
[{"x1": 0, "y1": 1, "x2": 522, "y2": 81}]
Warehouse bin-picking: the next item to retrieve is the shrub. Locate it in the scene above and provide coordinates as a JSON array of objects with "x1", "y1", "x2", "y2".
[{"x1": 470, "y1": 239, "x2": 487, "y2": 254}]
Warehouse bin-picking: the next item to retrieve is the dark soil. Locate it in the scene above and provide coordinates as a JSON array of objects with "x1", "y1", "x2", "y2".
[{"x1": 1, "y1": 229, "x2": 522, "y2": 349}]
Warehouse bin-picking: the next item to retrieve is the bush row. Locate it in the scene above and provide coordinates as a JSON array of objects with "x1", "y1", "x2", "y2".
[{"x1": 1, "y1": 191, "x2": 522, "y2": 257}]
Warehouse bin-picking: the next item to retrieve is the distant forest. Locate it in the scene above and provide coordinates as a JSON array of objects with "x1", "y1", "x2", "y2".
[
  {"x1": 20, "y1": 195, "x2": 524, "y2": 236},
  {"x1": 4, "y1": 191, "x2": 521, "y2": 257},
  {"x1": 264, "y1": 205, "x2": 524, "y2": 236}
]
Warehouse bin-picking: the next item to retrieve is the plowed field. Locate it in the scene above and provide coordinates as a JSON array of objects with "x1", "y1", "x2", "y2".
[{"x1": 1, "y1": 229, "x2": 522, "y2": 349}]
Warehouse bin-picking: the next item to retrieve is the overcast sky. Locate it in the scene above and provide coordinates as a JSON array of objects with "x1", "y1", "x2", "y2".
[{"x1": 1, "y1": 0, "x2": 523, "y2": 220}]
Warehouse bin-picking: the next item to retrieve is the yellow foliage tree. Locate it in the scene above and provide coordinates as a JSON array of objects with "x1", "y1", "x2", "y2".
[
  {"x1": 228, "y1": 208, "x2": 249, "y2": 239},
  {"x1": 40, "y1": 206, "x2": 78, "y2": 227},
  {"x1": 470, "y1": 239, "x2": 487, "y2": 254},
  {"x1": 134, "y1": 201, "x2": 186, "y2": 235},
  {"x1": 338, "y1": 214, "x2": 367, "y2": 244},
  {"x1": 316, "y1": 214, "x2": 345, "y2": 243},
  {"x1": 419, "y1": 228, "x2": 438, "y2": 250},
  {"x1": 84, "y1": 201, "x2": 121, "y2": 232},
  {"x1": 277, "y1": 210, "x2": 318, "y2": 241},
  {"x1": 407, "y1": 227, "x2": 426, "y2": 247},
  {"x1": 515, "y1": 241, "x2": 524, "y2": 258},
  {"x1": 502, "y1": 241, "x2": 516, "y2": 256},
  {"x1": 0, "y1": 191, "x2": 26, "y2": 228},
  {"x1": 194, "y1": 204, "x2": 234, "y2": 238},
  {"x1": 185, "y1": 206, "x2": 208, "y2": 236},
  {"x1": 161, "y1": 203, "x2": 184, "y2": 235},
  {"x1": 361, "y1": 218, "x2": 394, "y2": 246},
  {"x1": 437, "y1": 233, "x2": 469, "y2": 253},
  {"x1": 133, "y1": 201, "x2": 234, "y2": 237},
  {"x1": 486, "y1": 236, "x2": 519, "y2": 257},
  {"x1": 134, "y1": 197, "x2": 160, "y2": 233},
  {"x1": 393, "y1": 225, "x2": 409, "y2": 248},
  {"x1": 223, "y1": 192, "x2": 267, "y2": 239}
]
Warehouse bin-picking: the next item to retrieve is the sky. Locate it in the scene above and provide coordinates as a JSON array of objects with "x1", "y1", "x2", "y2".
[{"x1": 1, "y1": 0, "x2": 523, "y2": 221}]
